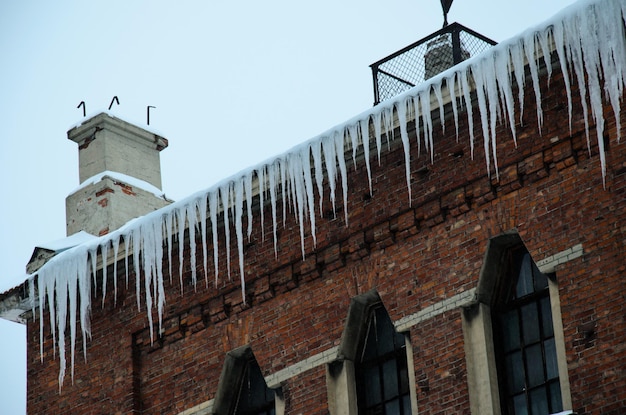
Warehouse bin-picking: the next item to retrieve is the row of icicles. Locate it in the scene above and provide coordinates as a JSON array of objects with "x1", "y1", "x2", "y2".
[{"x1": 28, "y1": 0, "x2": 625, "y2": 388}]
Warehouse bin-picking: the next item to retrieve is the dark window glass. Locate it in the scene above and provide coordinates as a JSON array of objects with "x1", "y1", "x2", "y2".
[
  {"x1": 513, "y1": 393, "x2": 528, "y2": 415},
  {"x1": 234, "y1": 358, "x2": 275, "y2": 415},
  {"x1": 355, "y1": 306, "x2": 412, "y2": 415},
  {"x1": 521, "y1": 303, "x2": 540, "y2": 344},
  {"x1": 501, "y1": 310, "x2": 521, "y2": 352},
  {"x1": 493, "y1": 247, "x2": 563, "y2": 415}
]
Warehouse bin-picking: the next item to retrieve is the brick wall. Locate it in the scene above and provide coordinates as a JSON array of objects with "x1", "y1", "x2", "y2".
[{"x1": 27, "y1": 63, "x2": 626, "y2": 414}]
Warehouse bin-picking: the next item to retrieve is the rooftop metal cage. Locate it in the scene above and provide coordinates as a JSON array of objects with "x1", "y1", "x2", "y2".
[{"x1": 370, "y1": 22, "x2": 497, "y2": 106}]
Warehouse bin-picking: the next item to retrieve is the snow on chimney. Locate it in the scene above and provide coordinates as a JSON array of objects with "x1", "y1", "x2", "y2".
[{"x1": 65, "y1": 112, "x2": 172, "y2": 237}]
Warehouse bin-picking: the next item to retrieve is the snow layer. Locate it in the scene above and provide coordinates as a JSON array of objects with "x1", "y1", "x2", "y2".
[
  {"x1": 34, "y1": 231, "x2": 96, "y2": 253},
  {"x1": 70, "y1": 171, "x2": 167, "y2": 198},
  {"x1": 25, "y1": 0, "x2": 626, "y2": 387}
]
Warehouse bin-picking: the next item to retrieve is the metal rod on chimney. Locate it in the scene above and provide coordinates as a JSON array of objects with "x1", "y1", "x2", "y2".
[
  {"x1": 147, "y1": 106, "x2": 156, "y2": 125},
  {"x1": 77, "y1": 101, "x2": 86, "y2": 117},
  {"x1": 108, "y1": 96, "x2": 119, "y2": 110}
]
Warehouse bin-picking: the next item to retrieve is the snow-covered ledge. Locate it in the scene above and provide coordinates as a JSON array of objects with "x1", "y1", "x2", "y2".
[{"x1": 1, "y1": 0, "x2": 623, "y2": 388}]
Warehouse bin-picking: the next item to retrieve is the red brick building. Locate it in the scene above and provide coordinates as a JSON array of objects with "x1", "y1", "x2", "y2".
[{"x1": 1, "y1": 0, "x2": 625, "y2": 414}]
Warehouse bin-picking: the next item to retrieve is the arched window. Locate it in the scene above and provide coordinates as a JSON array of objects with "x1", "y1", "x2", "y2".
[
  {"x1": 492, "y1": 246, "x2": 562, "y2": 415},
  {"x1": 213, "y1": 346, "x2": 280, "y2": 415},
  {"x1": 329, "y1": 290, "x2": 416, "y2": 415},
  {"x1": 354, "y1": 304, "x2": 412, "y2": 414},
  {"x1": 462, "y1": 232, "x2": 572, "y2": 414},
  {"x1": 233, "y1": 357, "x2": 276, "y2": 415}
]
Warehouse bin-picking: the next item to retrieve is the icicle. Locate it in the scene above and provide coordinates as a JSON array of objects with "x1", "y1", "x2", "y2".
[
  {"x1": 300, "y1": 146, "x2": 317, "y2": 248},
  {"x1": 56, "y1": 270, "x2": 68, "y2": 390},
  {"x1": 220, "y1": 185, "x2": 232, "y2": 279},
  {"x1": 419, "y1": 88, "x2": 434, "y2": 162},
  {"x1": 209, "y1": 190, "x2": 220, "y2": 285},
  {"x1": 154, "y1": 219, "x2": 165, "y2": 337},
  {"x1": 45, "y1": 268, "x2": 57, "y2": 358},
  {"x1": 141, "y1": 223, "x2": 155, "y2": 343},
  {"x1": 311, "y1": 140, "x2": 325, "y2": 215},
  {"x1": 481, "y1": 53, "x2": 502, "y2": 176},
  {"x1": 597, "y1": 2, "x2": 625, "y2": 142},
  {"x1": 199, "y1": 195, "x2": 209, "y2": 287},
  {"x1": 257, "y1": 166, "x2": 266, "y2": 241},
  {"x1": 89, "y1": 248, "x2": 97, "y2": 293},
  {"x1": 124, "y1": 232, "x2": 131, "y2": 289},
  {"x1": 553, "y1": 20, "x2": 574, "y2": 133},
  {"x1": 268, "y1": 162, "x2": 279, "y2": 257},
  {"x1": 112, "y1": 235, "x2": 120, "y2": 304},
  {"x1": 372, "y1": 111, "x2": 383, "y2": 164},
  {"x1": 580, "y1": 7, "x2": 607, "y2": 184},
  {"x1": 523, "y1": 31, "x2": 544, "y2": 132},
  {"x1": 234, "y1": 179, "x2": 246, "y2": 302},
  {"x1": 28, "y1": 276, "x2": 35, "y2": 324},
  {"x1": 471, "y1": 64, "x2": 494, "y2": 177},
  {"x1": 37, "y1": 269, "x2": 46, "y2": 363},
  {"x1": 360, "y1": 117, "x2": 373, "y2": 195},
  {"x1": 164, "y1": 211, "x2": 174, "y2": 286},
  {"x1": 537, "y1": 28, "x2": 553, "y2": 83},
  {"x1": 287, "y1": 152, "x2": 307, "y2": 258},
  {"x1": 348, "y1": 124, "x2": 360, "y2": 170},
  {"x1": 287, "y1": 155, "x2": 298, "y2": 222},
  {"x1": 67, "y1": 261, "x2": 77, "y2": 383},
  {"x1": 101, "y1": 242, "x2": 108, "y2": 308},
  {"x1": 432, "y1": 81, "x2": 446, "y2": 134},
  {"x1": 279, "y1": 159, "x2": 288, "y2": 227},
  {"x1": 382, "y1": 106, "x2": 395, "y2": 147},
  {"x1": 460, "y1": 66, "x2": 476, "y2": 158},
  {"x1": 77, "y1": 250, "x2": 91, "y2": 362},
  {"x1": 412, "y1": 94, "x2": 422, "y2": 157},
  {"x1": 244, "y1": 172, "x2": 253, "y2": 240},
  {"x1": 321, "y1": 135, "x2": 338, "y2": 218},
  {"x1": 334, "y1": 130, "x2": 349, "y2": 225},
  {"x1": 396, "y1": 98, "x2": 413, "y2": 204},
  {"x1": 565, "y1": 15, "x2": 592, "y2": 153},
  {"x1": 447, "y1": 73, "x2": 461, "y2": 141},
  {"x1": 509, "y1": 37, "x2": 527, "y2": 124},
  {"x1": 494, "y1": 48, "x2": 518, "y2": 146},
  {"x1": 176, "y1": 207, "x2": 186, "y2": 293},
  {"x1": 132, "y1": 228, "x2": 142, "y2": 311},
  {"x1": 186, "y1": 201, "x2": 198, "y2": 288}
]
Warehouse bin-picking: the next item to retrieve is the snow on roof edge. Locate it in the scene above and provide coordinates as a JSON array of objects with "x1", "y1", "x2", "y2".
[
  {"x1": 16, "y1": 0, "x2": 626, "y2": 389},
  {"x1": 36, "y1": 231, "x2": 97, "y2": 253}
]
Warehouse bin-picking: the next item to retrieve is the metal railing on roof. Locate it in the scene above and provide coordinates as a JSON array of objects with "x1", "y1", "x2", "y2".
[{"x1": 370, "y1": 22, "x2": 497, "y2": 106}]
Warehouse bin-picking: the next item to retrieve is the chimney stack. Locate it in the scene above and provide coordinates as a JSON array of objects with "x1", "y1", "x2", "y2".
[
  {"x1": 65, "y1": 112, "x2": 171, "y2": 237},
  {"x1": 423, "y1": 33, "x2": 470, "y2": 80}
]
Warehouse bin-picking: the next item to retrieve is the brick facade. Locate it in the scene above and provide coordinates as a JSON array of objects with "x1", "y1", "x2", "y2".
[{"x1": 24, "y1": 29, "x2": 626, "y2": 415}]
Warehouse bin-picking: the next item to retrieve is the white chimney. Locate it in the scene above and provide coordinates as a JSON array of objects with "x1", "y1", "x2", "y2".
[{"x1": 65, "y1": 112, "x2": 172, "y2": 236}]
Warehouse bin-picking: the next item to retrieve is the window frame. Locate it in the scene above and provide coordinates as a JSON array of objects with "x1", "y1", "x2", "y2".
[
  {"x1": 354, "y1": 305, "x2": 412, "y2": 414},
  {"x1": 491, "y1": 247, "x2": 563, "y2": 414},
  {"x1": 213, "y1": 346, "x2": 284, "y2": 415},
  {"x1": 327, "y1": 290, "x2": 418, "y2": 415},
  {"x1": 462, "y1": 233, "x2": 572, "y2": 415}
]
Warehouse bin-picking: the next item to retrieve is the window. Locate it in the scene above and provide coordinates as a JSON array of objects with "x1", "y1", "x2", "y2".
[
  {"x1": 355, "y1": 305, "x2": 412, "y2": 414},
  {"x1": 492, "y1": 247, "x2": 563, "y2": 415},
  {"x1": 213, "y1": 346, "x2": 281, "y2": 415},
  {"x1": 462, "y1": 232, "x2": 572, "y2": 415},
  {"x1": 232, "y1": 357, "x2": 276, "y2": 415},
  {"x1": 328, "y1": 290, "x2": 416, "y2": 415}
]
